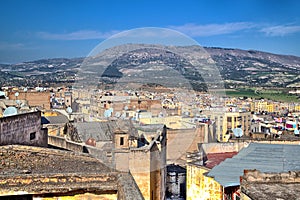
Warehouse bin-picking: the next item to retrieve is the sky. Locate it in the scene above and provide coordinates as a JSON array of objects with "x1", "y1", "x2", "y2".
[{"x1": 1, "y1": 0, "x2": 300, "y2": 63}]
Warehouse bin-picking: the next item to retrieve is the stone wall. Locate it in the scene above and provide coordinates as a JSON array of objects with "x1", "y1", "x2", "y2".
[
  {"x1": 0, "y1": 172, "x2": 145, "y2": 200},
  {"x1": 240, "y1": 170, "x2": 300, "y2": 200},
  {"x1": 0, "y1": 111, "x2": 47, "y2": 147},
  {"x1": 242, "y1": 169, "x2": 300, "y2": 184}
]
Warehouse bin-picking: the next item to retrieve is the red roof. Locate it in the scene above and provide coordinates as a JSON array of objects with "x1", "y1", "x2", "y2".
[{"x1": 205, "y1": 152, "x2": 238, "y2": 169}]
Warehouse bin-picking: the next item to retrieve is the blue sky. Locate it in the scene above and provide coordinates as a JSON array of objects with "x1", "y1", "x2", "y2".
[{"x1": 1, "y1": 0, "x2": 300, "y2": 63}]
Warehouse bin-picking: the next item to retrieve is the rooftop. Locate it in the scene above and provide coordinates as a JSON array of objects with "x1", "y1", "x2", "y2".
[
  {"x1": 205, "y1": 152, "x2": 238, "y2": 169},
  {"x1": 0, "y1": 145, "x2": 143, "y2": 199},
  {"x1": 241, "y1": 170, "x2": 300, "y2": 200},
  {"x1": 207, "y1": 143, "x2": 300, "y2": 187},
  {"x1": 74, "y1": 120, "x2": 138, "y2": 142},
  {"x1": 0, "y1": 145, "x2": 112, "y2": 175}
]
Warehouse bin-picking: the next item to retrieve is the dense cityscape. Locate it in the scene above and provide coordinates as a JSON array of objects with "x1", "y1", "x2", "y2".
[{"x1": 1, "y1": 1, "x2": 300, "y2": 200}]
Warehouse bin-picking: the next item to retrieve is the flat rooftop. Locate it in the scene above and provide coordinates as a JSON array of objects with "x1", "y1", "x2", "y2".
[{"x1": 0, "y1": 145, "x2": 143, "y2": 199}]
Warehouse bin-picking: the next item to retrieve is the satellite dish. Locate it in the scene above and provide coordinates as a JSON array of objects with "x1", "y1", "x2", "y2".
[
  {"x1": 124, "y1": 106, "x2": 128, "y2": 111},
  {"x1": 23, "y1": 88, "x2": 28, "y2": 92},
  {"x1": 104, "y1": 109, "x2": 112, "y2": 118},
  {"x1": 15, "y1": 92, "x2": 19, "y2": 97},
  {"x1": 121, "y1": 113, "x2": 126, "y2": 119},
  {"x1": 115, "y1": 112, "x2": 121, "y2": 118},
  {"x1": 3, "y1": 106, "x2": 18, "y2": 117},
  {"x1": 66, "y1": 106, "x2": 72, "y2": 114},
  {"x1": 233, "y1": 128, "x2": 243, "y2": 137}
]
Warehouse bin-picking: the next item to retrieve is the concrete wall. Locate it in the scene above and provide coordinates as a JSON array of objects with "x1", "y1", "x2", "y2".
[
  {"x1": 0, "y1": 111, "x2": 47, "y2": 147},
  {"x1": 48, "y1": 135, "x2": 83, "y2": 152}
]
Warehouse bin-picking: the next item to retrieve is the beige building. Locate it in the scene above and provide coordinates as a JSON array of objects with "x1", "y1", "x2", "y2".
[
  {"x1": 49, "y1": 120, "x2": 167, "y2": 200},
  {"x1": 8, "y1": 90, "x2": 51, "y2": 110},
  {"x1": 204, "y1": 111, "x2": 251, "y2": 142}
]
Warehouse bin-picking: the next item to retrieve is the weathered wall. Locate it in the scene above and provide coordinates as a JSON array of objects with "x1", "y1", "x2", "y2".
[
  {"x1": 0, "y1": 111, "x2": 47, "y2": 147},
  {"x1": 48, "y1": 135, "x2": 83, "y2": 152},
  {"x1": 186, "y1": 164, "x2": 223, "y2": 200},
  {"x1": 8, "y1": 91, "x2": 51, "y2": 110},
  {"x1": 150, "y1": 143, "x2": 162, "y2": 200},
  {"x1": 115, "y1": 151, "x2": 130, "y2": 172},
  {"x1": 33, "y1": 193, "x2": 117, "y2": 200},
  {"x1": 242, "y1": 169, "x2": 300, "y2": 184},
  {"x1": 167, "y1": 128, "x2": 202, "y2": 164},
  {"x1": 118, "y1": 173, "x2": 145, "y2": 200},
  {"x1": 240, "y1": 170, "x2": 300, "y2": 200},
  {"x1": 201, "y1": 142, "x2": 247, "y2": 154},
  {"x1": 129, "y1": 149, "x2": 151, "y2": 200},
  {"x1": 47, "y1": 125, "x2": 64, "y2": 136}
]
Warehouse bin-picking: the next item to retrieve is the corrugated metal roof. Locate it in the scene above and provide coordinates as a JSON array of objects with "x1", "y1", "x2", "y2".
[
  {"x1": 42, "y1": 115, "x2": 69, "y2": 124},
  {"x1": 205, "y1": 152, "x2": 238, "y2": 169},
  {"x1": 207, "y1": 143, "x2": 300, "y2": 187}
]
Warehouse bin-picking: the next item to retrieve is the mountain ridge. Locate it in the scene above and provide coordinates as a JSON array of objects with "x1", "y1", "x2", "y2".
[{"x1": 1, "y1": 45, "x2": 300, "y2": 89}]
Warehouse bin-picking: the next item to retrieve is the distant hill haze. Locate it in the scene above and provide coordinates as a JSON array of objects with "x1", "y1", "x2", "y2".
[{"x1": 1, "y1": 44, "x2": 300, "y2": 89}]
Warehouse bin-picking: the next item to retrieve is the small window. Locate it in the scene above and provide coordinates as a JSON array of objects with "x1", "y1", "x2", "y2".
[
  {"x1": 30, "y1": 132, "x2": 36, "y2": 140},
  {"x1": 106, "y1": 152, "x2": 112, "y2": 157},
  {"x1": 120, "y1": 137, "x2": 124, "y2": 146}
]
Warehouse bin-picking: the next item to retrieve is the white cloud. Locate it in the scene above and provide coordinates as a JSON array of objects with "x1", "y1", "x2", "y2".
[
  {"x1": 0, "y1": 42, "x2": 26, "y2": 50},
  {"x1": 37, "y1": 30, "x2": 120, "y2": 40},
  {"x1": 261, "y1": 25, "x2": 300, "y2": 36},
  {"x1": 169, "y1": 22, "x2": 255, "y2": 37}
]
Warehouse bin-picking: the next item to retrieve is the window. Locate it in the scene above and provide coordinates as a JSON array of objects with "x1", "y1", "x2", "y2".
[
  {"x1": 120, "y1": 137, "x2": 124, "y2": 146},
  {"x1": 30, "y1": 132, "x2": 36, "y2": 140},
  {"x1": 227, "y1": 117, "x2": 232, "y2": 122},
  {"x1": 106, "y1": 152, "x2": 112, "y2": 157}
]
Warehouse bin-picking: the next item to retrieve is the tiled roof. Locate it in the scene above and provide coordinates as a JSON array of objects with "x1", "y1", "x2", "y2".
[{"x1": 207, "y1": 143, "x2": 300, "y2": 187}]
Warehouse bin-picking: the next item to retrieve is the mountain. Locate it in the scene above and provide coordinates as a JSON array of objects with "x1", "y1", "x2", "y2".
[{"x1": 1, "y1": 44, "x2": 300, "y2": 89}]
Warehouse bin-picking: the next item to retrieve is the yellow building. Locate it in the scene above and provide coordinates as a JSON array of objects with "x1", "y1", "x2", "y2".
[
  {"x1": 139, "y1": 115, "x2": 196, "y2": 129},
  {"x1": 186, "y1": 164, "x2": 223, "y2": 200},
  {"x1": 266, "y1": 104, "x2": 274, "y2": 113},
  {"x1": 295, "y1": 104, "x2": 300, "y2": 112}
]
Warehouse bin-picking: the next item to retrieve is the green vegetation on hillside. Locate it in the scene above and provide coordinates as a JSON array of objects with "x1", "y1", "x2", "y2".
[{"x1": 226, "y1": 88, "x2": 299, "y2": 102}]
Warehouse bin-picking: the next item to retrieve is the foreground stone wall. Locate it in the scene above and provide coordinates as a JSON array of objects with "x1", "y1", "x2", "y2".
[
  {"x1": 0, "y1": 111, "x2": 47, "y2": 147},
  {"x1": 241, "y1": 170, "x2": 300, "y2": 200}
]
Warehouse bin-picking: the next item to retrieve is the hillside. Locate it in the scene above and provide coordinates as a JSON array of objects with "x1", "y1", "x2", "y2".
[{"x1": 1, "y1": 44, "x2": 300, "y2": 89}]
